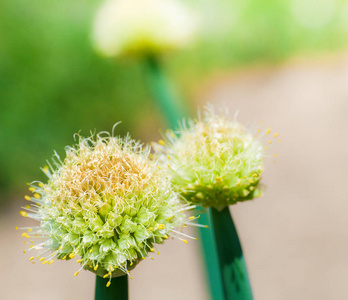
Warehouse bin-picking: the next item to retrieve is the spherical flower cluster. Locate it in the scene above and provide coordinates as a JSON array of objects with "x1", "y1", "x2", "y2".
[
  {"x1": 92, "y1": 0, "x2": 197, "y2": 57},
  {"x1": 19, "y1": 132, "x2": 197, "y2": 285},
  {"x1": 155, "y1": 108, "x2": 267, "y2": 211}
]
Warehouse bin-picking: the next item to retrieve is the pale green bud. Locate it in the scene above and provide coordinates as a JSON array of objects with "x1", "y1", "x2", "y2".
[{"x1": 92, "y1": 0, "x2": 197, "y2": 58}]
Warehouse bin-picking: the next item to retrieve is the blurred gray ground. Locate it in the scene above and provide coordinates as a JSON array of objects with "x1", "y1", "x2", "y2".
[{"x1": 2, "y1": 53, "x2": 348, "y2": 299}]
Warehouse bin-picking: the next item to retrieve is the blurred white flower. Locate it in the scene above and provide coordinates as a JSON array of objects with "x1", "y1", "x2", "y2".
[{"x1": 93, "y1": 0, "x2": 197, "y2": 57}]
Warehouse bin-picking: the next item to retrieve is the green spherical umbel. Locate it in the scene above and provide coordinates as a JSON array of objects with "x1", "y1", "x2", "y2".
[
  {"x1": 19, "y1": 132, "x2": 196, "y2": 286},
  {"x1": 155, "y1": 108, "x2": 266, "y2": 211}
]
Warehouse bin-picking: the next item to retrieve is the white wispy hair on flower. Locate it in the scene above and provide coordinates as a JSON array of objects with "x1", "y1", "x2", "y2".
[
  {"x1": 92, "y1": 0, "x2": 197, "y2": 57},
  {"x1": 18, "y1": 128, "x2": 199, "y2": 287},
  {"x1": 154, "y1": 106, "x2": 278, "y2": 211}
]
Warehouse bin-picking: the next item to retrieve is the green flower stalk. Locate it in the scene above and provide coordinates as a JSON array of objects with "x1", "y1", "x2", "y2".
[
  {"x1": 155, "y1": 107, "x2": 266, "y2": 211},
  {"x1": 19, "y1": 129, "x2": 198, "y2": 287}
]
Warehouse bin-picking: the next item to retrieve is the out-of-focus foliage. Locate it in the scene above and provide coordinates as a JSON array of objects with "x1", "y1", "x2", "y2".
[
  {"x1": 0, "y1": 0, "x2": 347, "y2": 198},
  {"x1": 172, "y1": 0, "x2": 348, "y2": 84},
  {"x1": 0, "y1": 0, "x2": 153, "y2": 196}
]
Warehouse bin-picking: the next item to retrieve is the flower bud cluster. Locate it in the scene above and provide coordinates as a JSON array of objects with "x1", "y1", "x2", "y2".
[
  {"x1": 20, "y1": 132, "x2": 195, "y2": 282},
  {"x1": 155, "y1": 108, "x2": 265, "y2": 210}
]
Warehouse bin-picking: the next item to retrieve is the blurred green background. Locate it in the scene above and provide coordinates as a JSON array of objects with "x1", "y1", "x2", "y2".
[{"x1": 1, "y1": 0, "x2": 347, "y2": 198}]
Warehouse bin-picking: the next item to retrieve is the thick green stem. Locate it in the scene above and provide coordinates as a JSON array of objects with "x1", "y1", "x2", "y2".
[
  {"x1": 144, "y1": 55, "x2": 185, "y2": 128},
  {"x1": 95, "y1": 275, "x2": 128, "y2": 300},
  {"x1": 197, "y1": 211, "x2": 225, "y2": 300},
  {"x1": 210, "y1": 207, "x2": 253, "y2": 300}
]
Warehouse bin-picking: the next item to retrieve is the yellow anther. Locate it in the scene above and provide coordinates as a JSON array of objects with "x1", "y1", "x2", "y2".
[
  {"x1": 30, "y1": 240, "x2": 34, "y2": 244},
  {"x1": 150, "y1": 257, "x2": 154, "y2": 260},
  {"x1": 252, "y1": 174, "x2": 258, "y2": 177},
  {"x1": 148, "y1": 227, "x2": 153, "y2": 232},
  {"x1": 103, "y1": 274, "x2": 109, "y2": 279},
  {"x1": 33, "y1": 193, "x2": 40, "y2": 199},
  {"x1": 266, "y1": 128, "x2": 271, "y2": 135},
  {"x1": 183, "y1": 224, "x2": 187, "y2": 228},
  {"x1": 29, "y1": 256, "x2": 35, "y2": 261},
  {"x1": 15, "y1": 226, "x2": 18, "y2": 230},
  {"x1": 29, "y1": 187, "x2": 35, "y2": 192},
  {"x1": 29, "y1": 246, "x2": 34, "y2": 248},
  {"x1": 273, "y1": 154, "x2": 278, "y2": 157},
  {"x1": 36, "y1": 255, "x2": 40, "y2": 259},
  {"x1": 89, "y1": 249, "x2": 93, "y2": 253},
  {"x1": 130, "y1": 277, "x2": 133, "y2": 280},
  {"x1": 189, "y1": 216, "x2": 195, "y2": 220},
  {"x1": 150, "y1": 248, "x2": 155, "y2": 252},
  {"x1": 167, "y1": 156, "x2": 171, "y2": 160},
  {"x1": 257, "y1": 129, "x2": 261, "y2": 132},
  {"x1": 265, "y1": 146, "x2": 269, "y2": 150},
  {"x1": 24, "y1": 195, "x2": 31, "y2": 201},
  {"x1": 142, "y1": 257, "x2": 146, "y2": 260},
  {"x1": 249, "y1": 179, "x2": 254, "y2": 184},
  {"x1": 23, "y1": 249, "x2": 26, "y2": 253},
  {"x1": 130, "y1": 262, "x2": 133, "y2": 266},
  {"x1": 77, "y1": 259, "x2": 83, "y2": 263},
  {"x1": 62, "y1": 255, "x2": 67, "y2": 260},
  {"x1": 42, "y1": 260, "x2": 47, "y2": 265},
  {"x1": 157, "y1": 252, "x2": 160, "y2": 256},
  {"x1": 24, "y1": 205, "x2": 30, "y2": 209},
  {"x1": 21, "y1": 233, "x2": 30, "y2": 238},
  {"x1": 278, "y1": 138, "x2": 282, "y2": 143},
  {"x1": 168, "y1": 216, "x2": 173, "y2": 221},
  {"x1": 205, "y1": 225, "x2": 209, "y2": 228},
  {"x1": 48, "y1": 260, "x2": 54, "y2": 265},
  {"x1": 69, "y1": 253, "x2": 75, "y2": 259},
  {"x1": 158, "y1": 139, "x2": 165, "y2": 146},
  {"x1": 236, "y1": 182, "x2": 241, "y2": 186},
  {"x1": 273, "y1": 132, "x2": 279, "y2": 138},
  {"x1": 58, "y1": 245, "x2": 63, "y2": 251},
  {"x1": 43, "y1": 166, "x2": 49, "y2": 173},
  {"x1": 157, "y1": 166, "x2": 162, "y2": 170},
  {"x1": 195, "y1": 238, "x2": 198, "y2": 240},
  {"x1": 74, "y1": 271, "x2": 79, "y2": 277},
  {"x1": 39, "y1": 257, "x2": 45, "y2": 261},
  {"x1": 182, "y1": 239, "x2": 188, "y2": 244},
  {"x1": 24, "y1": 241, "x2": 27, "y2": 245},
  {"x1": 163, "y1": 235, "x2": 168, "y2": 239},
  {"x1": 268, "y1": 140, "x2": 272, "y2": 144},
  {"x1": 19, "y1": 211, "x2": 28, "y2": 217},
  {"x1": 38, "y1": 182, "x2": 44, "y2": 188},
  {"x1": 94, "y1": 265, "x2": 99, "y2": 271},
  {"x1": 158, "y1": 224, "x2": 165, "y2": 229},
  {"x1": 243, "y1": 176, "x2": 247, "y2": 179},
  {"x1": 106, "y1": 282, "x2": 111, "y2": 288},
  {"x1": 27, "y1": 228, "x2": 32, "y2": 232}
]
